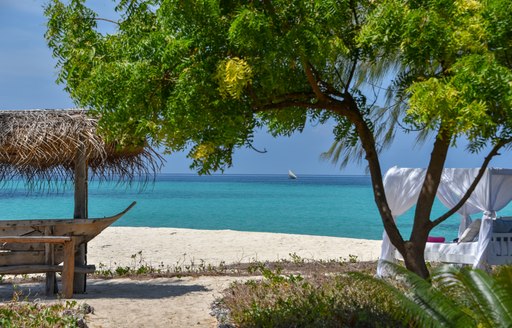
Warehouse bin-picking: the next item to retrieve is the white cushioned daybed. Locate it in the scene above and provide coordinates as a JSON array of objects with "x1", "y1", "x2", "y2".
[
  {"x1": 378, "y1": 167, "x2": 512, "y2": 277},
  {"x1": 395, "y1": 218, "x2": 512, "y2": 265}
]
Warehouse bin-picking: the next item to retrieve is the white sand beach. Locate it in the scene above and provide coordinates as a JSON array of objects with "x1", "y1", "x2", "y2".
[
  {"x1": 87, "y1": 227, "x2": 382, "y2": 268},
  {"x1": 0, "y1": 227, "x2": 382, "y2": 327}
]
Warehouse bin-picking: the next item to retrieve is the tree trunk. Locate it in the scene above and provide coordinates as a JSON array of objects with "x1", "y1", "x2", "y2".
[
  {"x1": 402, "y1": 241, "x2": 429, "y2": 279},
  {"x1": 404, "y1": 127, "x2": 451, "y2": 278},
  {"x1": 338, "y1": 96, "x2": 407, "y2": 256},
  {"x1": 338, "y1": 97, "x2": 448, "y2": 278}
]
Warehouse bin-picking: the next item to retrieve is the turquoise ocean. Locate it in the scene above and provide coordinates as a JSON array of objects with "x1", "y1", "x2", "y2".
[{"x1": 1, "y1": 174, "x2": 509, "y2": 241}]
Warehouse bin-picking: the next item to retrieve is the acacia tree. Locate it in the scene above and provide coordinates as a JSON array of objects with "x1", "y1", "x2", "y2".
[{"x1": 45, "y1": 0, "x2": 512, "y2": 278}]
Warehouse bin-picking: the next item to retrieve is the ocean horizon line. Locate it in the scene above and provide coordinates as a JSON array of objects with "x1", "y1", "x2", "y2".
[{"x1": 156, "y1": 172, "x2": 370, "y2": 177}]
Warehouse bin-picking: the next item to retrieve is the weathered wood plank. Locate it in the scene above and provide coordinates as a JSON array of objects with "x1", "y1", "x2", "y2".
[
  {"x1": 45, "y1": 226, "x2": 57, "y2": 296},
  {"x1": 74, "y1": 140, "x2": 88, "y2": 294},
  {"x1": 62, "y1": 238, "x2": 75, "y2": 298},
  {"x1": 0, "y1": 236, "x2": 72, "y2": 244},
  {"x1": 0, "y1": 251, "x2": 47, "y2": 266},
  {"x1": 0, "y1": 201, "x2": 134, "y2": 230},
  {"x1": 0, "y1": 264, "x2": 96, "y2": 275}
]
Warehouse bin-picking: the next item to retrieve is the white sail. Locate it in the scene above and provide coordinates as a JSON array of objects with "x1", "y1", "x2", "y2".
[{"x1": 288, "y1": 170, "x2": 297, "y2": 179}]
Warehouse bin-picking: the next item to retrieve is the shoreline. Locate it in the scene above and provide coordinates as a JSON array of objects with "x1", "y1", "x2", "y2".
[{"x1": 87, "y1": 226, "x2": 382, "y2": 268}]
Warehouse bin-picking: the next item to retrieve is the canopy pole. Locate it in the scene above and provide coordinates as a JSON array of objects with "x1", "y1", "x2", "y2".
[{"x1": 73, "y1": 140, "x2": 88, "y2": 293}]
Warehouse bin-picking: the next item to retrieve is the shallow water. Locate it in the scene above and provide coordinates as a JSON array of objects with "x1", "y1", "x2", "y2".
[{"x1": 1, "y1": 174, "x2": 508, "y2": 241}]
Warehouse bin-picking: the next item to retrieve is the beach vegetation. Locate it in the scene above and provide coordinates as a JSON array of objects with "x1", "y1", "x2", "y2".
[
  {"x1": 0, "y1": 292, "x2": 90, "y2": 328},
  {"x1": 219, "y1": 263, "x2": 512, "y2": 327},
  {"x1": 355, "y1": 263, "x2": 512, "y2": 328},
  {"x1": 218, "y1": 263, "x2": 407, "y2": 327},
  {"x1": 90, "y1": 252, "x2": 374, "y2": 279},
  {"x1": 44, "y1": 0, "x2": 512, "y2": 278}
]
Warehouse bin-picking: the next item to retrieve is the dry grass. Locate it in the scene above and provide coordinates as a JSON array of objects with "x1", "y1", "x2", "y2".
[{"x1": 87, "y1": 250, "x2": 378, "y2": 280}]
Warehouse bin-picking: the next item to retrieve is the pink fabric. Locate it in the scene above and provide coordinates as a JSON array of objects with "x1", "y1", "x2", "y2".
[{"x1": 427, "y1": 236, "x2": 445, "y2": 243}]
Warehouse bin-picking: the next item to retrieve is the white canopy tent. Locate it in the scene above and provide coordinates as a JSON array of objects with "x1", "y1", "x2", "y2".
[{"x1": 377, "y1": 166, "x2": 512, "y2": 277}]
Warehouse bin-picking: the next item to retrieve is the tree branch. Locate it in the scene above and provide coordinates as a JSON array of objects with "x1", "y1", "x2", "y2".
[
  {"x1": 94, "y1": 17, "x2": 119, "y2": 25},
  {"x1": 343, "y1": 94, "x2": 406, "y2": 254},
  {"x1": 269, "y1": 92, "x2": 316, "y2": 102},
  {"x1": 253, "y1": 100, "x2": 315, "y2": 112},
  {"x1": 247, "y1": 87, "x2": 314, "y2": 107},
  {"x1": 307, "y1": 64, "x2": 344, "y2": 99},
  {"x1": 350, "y1": 0, "x2": 359, "y2": 26},
  {"x1": 411, "y1": 125, "x2": 451, "y2": 240},
  {"x1": 254, "y1": 95, "x2": 356, "y2": 116},
  {"x1": 334, "y1": 66, "x2": 347, "y2": 91},
  {"x1": 431, "y1": 138, "x2": 511, "y2": 227},
  {"x1": 304, "y1": 61, "x2": 329, "y2": 102},
  {"x1": 345, "y1": 57, "x2": 358, "y2": 94},
  {"x1": 345, "y1": 0, "x2": 360, "y2": 94},
  {"x1": 247, "y1": 142, "x2": 267, "y2": 153}
]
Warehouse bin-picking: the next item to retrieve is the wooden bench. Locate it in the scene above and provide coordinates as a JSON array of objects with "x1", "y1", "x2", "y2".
[
  {"x1": 0, "y1": 202, "x2": 136, "y2": 298},
  {"x1": 0, "y1": 236, "x2": 78, "y2": 298}
]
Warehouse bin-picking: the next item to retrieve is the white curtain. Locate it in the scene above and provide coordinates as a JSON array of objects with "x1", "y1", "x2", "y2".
[
  {"x1": 468, "y1": 169, "x2": 512, "y2": 268},
  {"x1": 377, "y1": 167, "x2": 425, "y2": 277},
  {"x1": 436, "y1": 169, "x2": 482, "y2": 237},
  {"x1": 437, "y1": 168, "x2": 512, "y2": 269},
  {"x1": 378, "y1": 167, "x2": 512, "y2": 273}
]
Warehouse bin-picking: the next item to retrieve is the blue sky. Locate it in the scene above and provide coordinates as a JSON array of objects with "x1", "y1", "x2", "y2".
[{"x1": 1, "y1": 1, "x2": 511, "y2": 176}]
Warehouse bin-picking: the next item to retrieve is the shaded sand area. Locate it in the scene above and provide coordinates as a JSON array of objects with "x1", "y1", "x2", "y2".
[{"x1": 0, "y1": 227, "x2": 382, "y2": 327}]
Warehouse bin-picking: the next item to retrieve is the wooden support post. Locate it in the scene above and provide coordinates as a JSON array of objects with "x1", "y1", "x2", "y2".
[
  {"x1": 62, "y1": 237, "x2": 76, "y2": 299},
  {"x1": 73, "y1": 140, "x2": 88, "y2": 294},
  {"x1": 44, "y1": 226, "x2": 57, "y2": 296},
  {"x1": 74, "y1": 142, "x2": 88, "y2": 220}
]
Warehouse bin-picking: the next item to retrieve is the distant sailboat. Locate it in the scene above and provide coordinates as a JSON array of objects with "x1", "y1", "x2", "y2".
[{"x1": 288, "y1": 170, "x2": 297, "y2": 179}]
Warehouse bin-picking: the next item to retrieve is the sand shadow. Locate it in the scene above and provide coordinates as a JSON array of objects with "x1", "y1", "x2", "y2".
[{"x1": 0, "y1": 278, "x2": 211, "y2": 301}]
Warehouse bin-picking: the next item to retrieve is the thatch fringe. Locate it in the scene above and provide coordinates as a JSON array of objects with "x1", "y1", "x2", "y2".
[{"x1": 0, "y1": 109, "x2": 162, "y2": 184}]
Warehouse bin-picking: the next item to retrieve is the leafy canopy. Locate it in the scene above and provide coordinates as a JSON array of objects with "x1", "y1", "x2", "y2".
[
  {"x1": 45, "y1": 0, "x2": 387, "y2": 173},
  {"x1": 359, "y1": 0, "x2": 512, "y2": 149},
  {"x1": 45, "y1": 0, "x2": 512, "y2": 174}
]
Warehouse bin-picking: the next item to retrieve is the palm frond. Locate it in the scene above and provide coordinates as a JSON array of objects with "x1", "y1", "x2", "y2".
[
  {"x1": 386, "y1": 263, "x2": 475, "y2": 327},
  {"x1": 457, "y1": 267, "x2": 512, "y2": 328},
  {"x1": 348, "y1": 271, "x2": 443, "y2": 328}
]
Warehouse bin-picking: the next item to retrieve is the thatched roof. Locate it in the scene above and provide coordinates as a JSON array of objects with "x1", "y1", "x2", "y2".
[{"x1": 0, "y1": 109, "x2": 161, "y2": 182}]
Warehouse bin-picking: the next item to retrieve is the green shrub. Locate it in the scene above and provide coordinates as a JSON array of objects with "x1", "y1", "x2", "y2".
[
  {"x1": 0, "y1": 299, "x2": 89, "y2": 327},
  {"x1": 221, "y1": 264, "x2": 407, "y2": 327}
]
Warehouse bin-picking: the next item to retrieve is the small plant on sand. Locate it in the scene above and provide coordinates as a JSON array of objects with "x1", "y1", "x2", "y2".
[
  {"x1": 114, "y1": 266, "x2": 131, "y2": 276},
  {"x1": 288, "y1": 253, "x2": 305, "y2": 265},
  {"x1": 96, "y1": 262, "x2": 113, "y2": 277},
  {"x1": 348, "y1": 254, "x2": 358, "y2": 263},
  {"x1": 0, "y1": 295, "x2": 91, "y2": 327}
]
